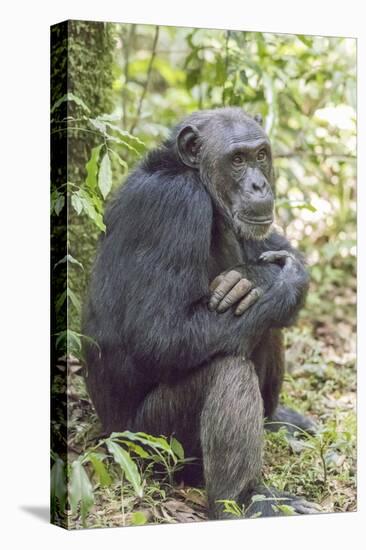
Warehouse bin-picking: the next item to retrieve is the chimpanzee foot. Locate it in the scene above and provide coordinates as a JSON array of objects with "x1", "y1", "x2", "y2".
[
  {"x1": 265, "y1": 405, "x2": 317, "y2": 436},
  {"x1": 243, "y1": 485, "x2": 322, "y2": 518}
]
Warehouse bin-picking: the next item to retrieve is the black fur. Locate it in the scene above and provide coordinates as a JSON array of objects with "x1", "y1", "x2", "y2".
[{"x1": 83, "y1": 107, "x2": 317, "y2": 519}]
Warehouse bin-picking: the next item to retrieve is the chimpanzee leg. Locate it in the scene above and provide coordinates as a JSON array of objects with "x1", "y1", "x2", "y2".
[
  {"x1": 132, "y1": 355, "x2": 321, "y2": 518},
  {"x1": 132, "y1": 356, "x2": 264, "y2": 518},
  {"x1": 251, "y1": 329, "x2": 317, "y2": 435},
  {"x1": 200, "y1": 358, "x2": 263, "y2": 518},
  {"x1": 251, "y1": 329, "x2": 284, "y2": 419}
]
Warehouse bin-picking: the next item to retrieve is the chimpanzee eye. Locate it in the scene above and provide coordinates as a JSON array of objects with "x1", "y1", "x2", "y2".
[
  {"x1": 232, "y1": 153, "x2": 245, "y2": 165},
  {"x1": 257, "y1": 149, "x2": 267, "y2": 161}
]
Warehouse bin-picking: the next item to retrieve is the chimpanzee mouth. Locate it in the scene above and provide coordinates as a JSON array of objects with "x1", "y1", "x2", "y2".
[{"x1": 238, "y1": 214, "x2": 274, "y2": 226}]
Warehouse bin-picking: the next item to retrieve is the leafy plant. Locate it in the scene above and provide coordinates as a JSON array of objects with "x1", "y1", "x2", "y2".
[{"x1": 51, "y1": 431, "x2": 186, "y2": 527}]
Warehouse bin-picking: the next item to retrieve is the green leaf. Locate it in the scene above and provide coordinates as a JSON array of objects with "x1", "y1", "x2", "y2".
[
  {"x1": 102, "y1": 121, "x2": 146, "y2": 151},
  {"x1": 51, "y1": 458, "x2": 67, "y2": 518},
  {"x1": 71, "y1": 193, "x2": 83, "y2": 215},
  {"x1": 170, "y1": 437, "x2": 185, "y2": 460},
  {"x1": 106, "y1": 440, "x2": 143, "y2": 498},
  {"x1": 271, "y1": 503, "x2": 296, "y2": 516},
  {"x1": 98, "y1": 152, "x2": 113, "y2": 199},
  {"x1": 122, "y1": 440, "x2": 150, "y2": 458},
  {"x1": 109, "y1": 149, "x2": 128, "y2": 174},
  {"x1": 52, "y1": 194, "x2": 65, "y2": 216},
  {"x1": 54, "y1": 254, "x2": 84, "y2": 271},
  {"x1": 131, "y1": 511, "x2": 148, "y2": 525},
  {"x1": 89, "y1": 117, "x2": 107, "y2": 134},
  {"x1": 54, "y1": 329, "x2": 82, "y2": 353},
  {"x1": 107, "y1": 135, "x2": 141, "y2": 156},
  {"x1": 55, "y1": 290, "x2": 66, "y2": 313},
  {"x1": 51, "y1": 92, "x2": 90, "y2": 114},
  {"x1": 67, "y1": 330, "x2": 82, "y2": 353},
  {"x1": 117, "y1": 431, "x2": 174, "y2": 456},
  {"x1": 88, "y1": 453, "x2": 112, "y2": 487},
  {"x1": 67, "y1": 288, "x2": 81, "y2": 313},
  {"x1": 85, "y1": 144, "x2": 103, "y2": 190},
  {"x1": 78, "y1": 191, "x2": 106, "y2": 232},
  {"x1": 69, "y1": 461, "x2": 94, "y2": 524}
]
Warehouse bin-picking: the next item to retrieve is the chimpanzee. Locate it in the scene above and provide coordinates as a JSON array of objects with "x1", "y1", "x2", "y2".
[{"x1": 83, "y1": 107, "x2": 320, "y2": 519}]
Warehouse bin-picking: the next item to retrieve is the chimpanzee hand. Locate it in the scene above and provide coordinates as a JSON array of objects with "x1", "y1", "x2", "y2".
[
  {"x1": 208, "y1": 270, "x2": 263, "y2": 316},
  {"x1": 259, "y1": 249, "x2": 298, "y2": 269}
]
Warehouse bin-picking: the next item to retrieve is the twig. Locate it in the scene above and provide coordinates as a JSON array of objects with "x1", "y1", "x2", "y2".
[
  {"x1": 222, "y1": 30, "x2": 230, "y2": 106},
  {"x1": 130, "y1": 26, "x2": 160, "y2": 134},
  {"x1": 320, "y1": 443, "x2": 328, "y2": 486},
  {"x1": 121, "y1": 472, "x2": 126, "y2": 527},
  {"x1": 122, "y1": 24, "x2": 136, "y2": 128},
  {"x1": 274, "y1": 151, "x2": 356, "y2": 160}
]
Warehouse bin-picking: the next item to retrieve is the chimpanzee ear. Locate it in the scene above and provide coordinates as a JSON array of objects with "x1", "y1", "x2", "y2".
[
  {"x1": 176, "y1": 125, "x2": 201, "y2": 168},
  {"x1": 253, "y1": 113, "x2": 263, "y2": 126}
]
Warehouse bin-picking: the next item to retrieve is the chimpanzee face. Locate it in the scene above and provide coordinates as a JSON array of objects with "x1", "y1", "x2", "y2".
[{"x1": 177, "y1": 109, "x2": 275, "y2": 240}]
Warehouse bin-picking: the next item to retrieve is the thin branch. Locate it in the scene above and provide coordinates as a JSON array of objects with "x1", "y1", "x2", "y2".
[
  {"x1": 122, "y1": 24, "x2": 136, "y2": 128},
  {"x1": 222, "y1": 30, "x2": 230, "y2": 106},
  {"x1": 274, "y1": 151, "x2": 356, "y2": 160},
  {"x1": 51, "y1": 127, "x2": 101, "y2": 137},
  {"x1": 129, "y1": 25, "x2": 160, "y2": 134}
]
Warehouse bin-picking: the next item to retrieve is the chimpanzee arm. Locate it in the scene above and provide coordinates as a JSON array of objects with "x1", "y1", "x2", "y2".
[
  {"x1": 209, "y1": 230, "x2": 308, "y2": 321},
  {"x1": 93, "y1": 171, "x2": 306, "y2": 382}
]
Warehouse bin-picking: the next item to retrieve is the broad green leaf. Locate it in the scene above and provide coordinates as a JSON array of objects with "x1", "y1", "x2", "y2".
[
  {"x1": 98, "y1": 152, "x2": 113, "y2": 199},
  {"x1": 106, "y1": 440, "x2": 143, "y2": 498},
  {"x1": 103, "y1": 121, "x2": 146, "y2": 151},
  {"x1": 71, "y1": 193, "x2": 83, "y2": 215},
  {"x1": 67, "y1": 288, "x2": 81, "y2": 313},
  {"x1": 131, "y1": 511, "x2": 148, "y2": 525},
  {"x1": 78, "y1": 192, "x2": 106, "y2": 232},
  {"x1": 69, "y1": 461, "x2": 94, "y2": 524},
  {"x1": 109, "y1": 149, "x2": 128, "y2": 174},
  {"x1": 89, "y1": 117, "x2": 107, "y2": 134},
  {"x1": 170, "y1": 437, "x2": 185, "y2": 460},
  {"x1": 122, "y1": 440, "x2": 150, "y2": 458},
  {"x1": 107, "y1": 135, "x2": 141, "y2": 156},
  {"x1": 51, "y1": 458, "x2": 67, "y2": 516},
  {"x1": 88, "y1": 453, "x2": 112, "y2": 487},
  {"x1": 85, "y1": 144, "x2": 103, "y2": 190},
  {"x1": 53, "y1": 194, "x2": 65, "y2": 216}
]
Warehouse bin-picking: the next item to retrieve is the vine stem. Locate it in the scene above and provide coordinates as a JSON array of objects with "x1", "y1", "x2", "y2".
[{"x1": 129, "y1": 25, "x2": 160, "y2": 134}]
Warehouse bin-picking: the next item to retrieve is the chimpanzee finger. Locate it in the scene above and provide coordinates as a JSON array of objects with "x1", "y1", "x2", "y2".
[
  {"x1": 216, "y1": 278, "x2": 253, "y2": 312},
  {"x1": 208, "y1": 270, "x2": 242, "y2": 311},
  {"x1": 259, "y1": 250, "x2": 295, "y2": 265},
  {"x1": 234, "y1": 287, "x2": 263, "y2": 316},
  {"x1": 209, "y1": 274, "x2": 225, "y2": 292}
]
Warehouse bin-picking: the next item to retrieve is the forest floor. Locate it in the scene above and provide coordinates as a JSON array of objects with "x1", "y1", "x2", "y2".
[{"x1": 64, "y1": 274, "x2": 356, "y2": 529}]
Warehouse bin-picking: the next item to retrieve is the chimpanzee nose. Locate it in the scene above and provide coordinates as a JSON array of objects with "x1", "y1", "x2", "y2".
[{"x1": 250, "y1": 179, "x2": 267, "y2": 195}]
